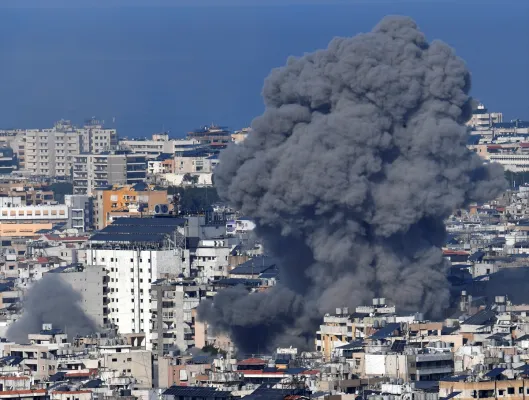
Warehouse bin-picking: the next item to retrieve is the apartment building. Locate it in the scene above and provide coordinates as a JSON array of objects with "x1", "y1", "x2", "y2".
[
  {"x1": 92, "y1": 183, "x2": 170, "y2": 230},
  {"x1": 0, "y1": 182, "x2": 54, "y2": 205},
  {"x1": 23, "y1": 119, "x2": 117, "y2": 178},
  {"x1": 187, "y1": 125, "x2": 232, "y2": 149},
  {"x1": 173, "y1": 151, "x2": 218, "y2": 174},
  {"x1": 0, "y1": 201, "x2": 69, "y2": 237},
  {"x1": 85, "y1": 217, "x2": 190, "y2": 348},
  {"x1": 467, "y1": 104, "x2": 503, "y2": 130},
  {"x1": 48, "y1": 264, "x2": 108, "y2": 328},
  {"x1": 73, "y1": 150, "x2": 147, "y2": 196},
  {"x1": 25, "y1": 120, "x2": 80, "y2": 178},
  {"x1": 64, "y1": 195, "x2": 93, "y2": 232},
  {"x1": 120, "y1": 134, "x2": 200, "y2": 157},
  {"x1": 440, "y1": 377, "x2": 529, "y2": 400},
  {"x1": 150, "y1": 281, "x2": 205, "y2": 356},
  {"x1": 79, "y1": 118, "x2": 118, "y2": 154}
]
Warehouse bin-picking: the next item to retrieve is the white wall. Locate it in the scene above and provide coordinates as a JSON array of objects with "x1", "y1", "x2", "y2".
[{"x1": 88, "y1": 248, "x2": 185, "y2": 348}]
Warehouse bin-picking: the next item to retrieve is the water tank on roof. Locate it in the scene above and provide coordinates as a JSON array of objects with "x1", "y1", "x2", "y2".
[
  {"x1": 514, "y1": 355, "x2": 521, "y2": 363},
  {"x1": 379, "y1": 298, "x2": 386, "y2": 306},
  {"x1": 498, "y1": 351, "x2": 504, "y2": 359},
  {"x1": 336, "y1": 308, "x2": 342, "y2": 315},
  {"x1": 342, "y1": 307, "x2": 349, "y2": 315},
  {"x1": 504, "y1": 354, "x2": 512, "y2": 363}
]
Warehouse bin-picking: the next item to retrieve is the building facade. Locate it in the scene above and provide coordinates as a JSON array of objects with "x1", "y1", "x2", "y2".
[
  {"x1": 85, "y1": 217, "x2": 189, "y2": 349},
  {"x1": 25, "y1": 121, "x2": 81, "y2": 178},
  {"x1": 65, "y1": 195, "x2": 93, "y2": 232},
  {"x1": 73, "y1": 151, "x2": 147, "y2": 196},
  {"x1": 92, "y1": 184, "x2": 170, "y2": 230}
]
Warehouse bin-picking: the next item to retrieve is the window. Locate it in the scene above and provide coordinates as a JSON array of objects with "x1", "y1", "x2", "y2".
[
  {"x1": 508, "y1": 388, "x2": 515, "y2": 395},
  {"x1": 498, "y1": 390, "x2": 504, "y2": 396},
  {"x1": 112, "y1": 358, "x2": 117, "y2": 362},
  {"x1": 519, "y1": 388, "x2": 524, "y2": 394}
]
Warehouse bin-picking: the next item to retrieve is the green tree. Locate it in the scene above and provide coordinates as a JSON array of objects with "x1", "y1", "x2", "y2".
[{"x1": 165, "y1": 186, "x2": 220, "y2": 214}]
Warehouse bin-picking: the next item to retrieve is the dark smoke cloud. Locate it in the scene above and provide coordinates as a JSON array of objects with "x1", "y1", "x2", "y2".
[
  {"x1": 198, "y1": 16, "x2": 507, "y2": 353},
  {"x1": 7, "y1": 274, "x2": 99, "y2": 343}
]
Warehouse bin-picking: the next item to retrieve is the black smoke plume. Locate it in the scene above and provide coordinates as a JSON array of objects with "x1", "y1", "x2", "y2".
[
  {"x1": 198, "y1": 16, "x2": 506, "y2": 353},
  {"x1": 7, "y1": 274, "x2": 99, "y2": 343}
]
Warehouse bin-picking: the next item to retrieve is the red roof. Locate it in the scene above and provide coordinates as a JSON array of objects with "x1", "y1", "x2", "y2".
[
  {"x1": 0, "y1": 376, "x2": 30, "y2": 380},
  {"x1": 303, "y1": 369, "x2": 320, "y2": 375},
  {"x1": 239, "y1": 370, "x2": 285, "y2": 376},
  {"x1": 237, "y1": 358, "x2": 267, "y2": 366},
  {"x1": 37, "y1": 257, "x2": 49, "y2": 263},
  {"x1": 64, "y1": 372, "x2": 91, "y2": 378},
  {"x1": 520, "y1": 143, "x2": 529, "y2": 148},
  {"x1": 0, "y1": 389, "x2": 46, "y2": 396},
  {"x1": 487, "y1": 145, "x2": 502, "y2": 149}
]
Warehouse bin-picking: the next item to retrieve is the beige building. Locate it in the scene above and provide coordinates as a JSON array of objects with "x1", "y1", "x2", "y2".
[
  {"x1": 100, "y1": 345, "x2": 152, "y2": 389},
  {"x1": 25, "y1": 121, "x2": 81, "y2": 178},
  {"x1": 440, "y1": 378, "x2": 529, "y2": 400},
  {"x1": 23, "y1": 119, "x2": 117, "y2": 178},
  {"x1": 467, "y1": 103, "x2": 503, "y2": 130}
]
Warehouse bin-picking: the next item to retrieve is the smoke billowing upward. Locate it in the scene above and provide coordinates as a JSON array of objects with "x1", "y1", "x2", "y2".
[
  {"x1": 7, "y1": 274, "x2": 99, "y2": 343},
  {"x1": 198, "y1": 16, "x2": 507, "y2": 353}
]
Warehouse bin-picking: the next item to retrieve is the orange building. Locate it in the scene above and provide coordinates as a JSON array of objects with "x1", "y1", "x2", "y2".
[{"x1": 93, "y1": 184, "x2": 171, "y2": 230}]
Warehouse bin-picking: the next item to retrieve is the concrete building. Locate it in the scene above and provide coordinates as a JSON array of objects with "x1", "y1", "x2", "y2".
[
  {"x1": 192, "y1": 239, "x2": 234, "y2": 283},
  {"x1": 120, "y1": 134, "x2": 199, "y2": 157},
  {"x1": 0, "y1": 182, "x2": 54, "y2": 206},
  {"x1": 3, "y1": 326, "x2": 69, "y2": 381},
  {"x1": 187, "y1": 125, "x2": 232, "y2": 149},
  {"x1": 78, "y1": 118, "x2": 118, "y2": 154},
  {"x1": 467, "y1": 104, "x2": 503, "y2": 130},
  {"x1": 0, "y1": 202, "x2": 69, "y2": 237},
  {"x1": 25, "y1": 120, "x2": 81, "y2": 178},
  {"x1": 440, "y1": 377, "x2": 529, "y2": 400},
  {"x1": 150, "y1": 281, "x2": 205, "y2": 356},
  {"x1": 73, "y1": 151, "x2": 147, "y2": 196},
  {"x1": 48, "y1": 264, "x2": 108, "y2": 329},
  {"x1": 231, "y1": 127, "x2": 251, "y2": 144},
  {"x1": 85, "y1": 217, "x2": 189, "y2": 348},
  {"x1": 92, "y1": 184, "x2": 170, "y2": 230},
  {"x1": 99, "y1": 344, "x2": 152, "y2": 389},
  {"x1": 65, "y1": 195, "x2": 93, "y2": 232}
]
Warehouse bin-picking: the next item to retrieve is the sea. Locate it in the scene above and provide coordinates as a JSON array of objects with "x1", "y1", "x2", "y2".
[{"x1": 0, "y1": 1, "x2": 527, "y2": 137}]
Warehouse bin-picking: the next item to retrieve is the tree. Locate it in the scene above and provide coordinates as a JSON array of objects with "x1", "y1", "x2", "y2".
[{"x1": 182, "y1": 173, "x2": 199, "y2": 185}]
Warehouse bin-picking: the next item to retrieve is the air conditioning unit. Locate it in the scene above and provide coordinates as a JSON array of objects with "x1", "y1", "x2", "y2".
[{"x1": 154, "y1": 204, "x2": 169, "y2": 215}]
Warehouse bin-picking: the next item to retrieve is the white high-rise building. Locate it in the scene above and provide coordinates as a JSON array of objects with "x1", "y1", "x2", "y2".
[{"x1": 85, "y1": 217, "x2": 189, "y2": 350}]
